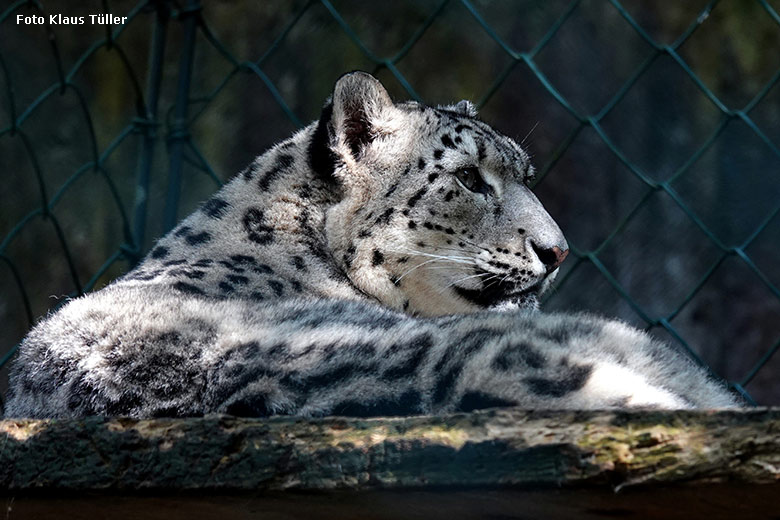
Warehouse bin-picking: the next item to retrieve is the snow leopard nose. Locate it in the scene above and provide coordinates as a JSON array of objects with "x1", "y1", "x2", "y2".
[{"x1": 531, "y1": 243, "x2": 569, "y2": 274}]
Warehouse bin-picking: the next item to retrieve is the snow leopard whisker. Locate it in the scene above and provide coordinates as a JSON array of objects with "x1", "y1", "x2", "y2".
[
  {"x1": 432, "y1": 245, "x2": 481, "y2": 256},
  {"x1": 482, "y1": 277, "x2": 502, "y2": 290},
  {"x1": 426, "y1": 265, "x2": 474, "y2": 271},
  {"x1": 397, "y1": 258, "x2": 460, "y2": 282},
  {"x1": 390, "y1": 248, "x2": 476, "y2": 265},
  {"x1": 441, "y1": 272, "x2": 495, "y2": 291},
  {"x1": 520, "y1": 121, "x2": 539, "y2": 145},
  {"x1": 458, "y1": 237, "x2": 492, "y2": 254},
  {"x1": 478, "y1": 273, "x2": 501, "y2": 287}
]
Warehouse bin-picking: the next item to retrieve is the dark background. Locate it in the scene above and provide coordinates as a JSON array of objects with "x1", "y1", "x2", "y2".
[{"x1": 1, "y1": 0, "x2": 779, "y2": 404}]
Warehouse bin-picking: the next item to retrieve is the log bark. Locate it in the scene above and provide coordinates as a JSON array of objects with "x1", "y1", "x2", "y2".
[{"x1": 1, "y1": 409, "x2": 778, "y2": 518}]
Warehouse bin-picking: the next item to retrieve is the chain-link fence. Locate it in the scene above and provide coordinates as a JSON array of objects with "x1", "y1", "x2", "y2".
[{"x1": 1, "y1": 0, "x2": 779, "y2": 405}]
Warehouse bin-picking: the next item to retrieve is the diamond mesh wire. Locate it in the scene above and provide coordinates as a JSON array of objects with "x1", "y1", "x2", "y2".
[{"x1": 1, "y1": 0, "x2": 779, "y2": 405}]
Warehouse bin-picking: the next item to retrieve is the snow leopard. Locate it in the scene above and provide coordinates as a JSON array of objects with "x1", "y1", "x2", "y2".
[{"x1": 4, "y1": 72, "x2": 742, "y2": 418}]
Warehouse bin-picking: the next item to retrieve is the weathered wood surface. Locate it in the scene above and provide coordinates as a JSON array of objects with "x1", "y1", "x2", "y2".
[
  {"x1": 2, "y1": 409, "x2": 778, "y2": 491},
  {"x1": 1, "y1": 409, "x2": 779, "y2": 518}
]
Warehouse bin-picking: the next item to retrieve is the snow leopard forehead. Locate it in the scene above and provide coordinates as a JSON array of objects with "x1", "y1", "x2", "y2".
[{"x1": 407, "y1": 101, "x2": 534, "y2": 185}]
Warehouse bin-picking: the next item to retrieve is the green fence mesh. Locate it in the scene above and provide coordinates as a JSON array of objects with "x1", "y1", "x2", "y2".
[{"x1": 1, "y1": 0, "x2": 779, "y2": 405}]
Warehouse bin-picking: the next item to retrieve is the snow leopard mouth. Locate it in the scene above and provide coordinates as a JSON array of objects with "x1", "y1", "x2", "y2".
[{"x1": 452, "y1": 272, "x2": 541, "y2": 308}]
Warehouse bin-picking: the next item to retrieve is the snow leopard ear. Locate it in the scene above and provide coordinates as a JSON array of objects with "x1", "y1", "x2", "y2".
[
  {"x1": 440, "y1": 100, "x2": 478, "y2": 117},
  {"x1": 330, "y1": 71, "x2": 394, "y2": 160}
]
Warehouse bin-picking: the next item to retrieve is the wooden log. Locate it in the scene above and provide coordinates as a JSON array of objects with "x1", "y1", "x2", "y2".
[{"x1": 1, "y1": 409, "x2": 778, "y2": 518}]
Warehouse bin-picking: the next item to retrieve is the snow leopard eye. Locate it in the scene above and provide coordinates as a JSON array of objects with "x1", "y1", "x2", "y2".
[{"x1": 454, "y1": 167, "x2": 492, "y2": 196}]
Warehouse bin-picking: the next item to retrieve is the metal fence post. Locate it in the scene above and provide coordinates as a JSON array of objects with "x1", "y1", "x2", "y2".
[
  {"x1": 130, "y1": 0, "x2": 170, "y2": 262},
  {"x1": 163, "y1": 0, "x2": 200, "y2": 234}
]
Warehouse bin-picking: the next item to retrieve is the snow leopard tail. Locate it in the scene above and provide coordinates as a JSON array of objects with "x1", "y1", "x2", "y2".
[{"x1": 4, "y1": 285, "x2": 744, "y2": 418}]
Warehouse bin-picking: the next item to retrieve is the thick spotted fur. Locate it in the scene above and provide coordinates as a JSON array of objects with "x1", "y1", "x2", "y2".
[{"x1": 5, "y1": 72, "x2": 742, "y2": 418}]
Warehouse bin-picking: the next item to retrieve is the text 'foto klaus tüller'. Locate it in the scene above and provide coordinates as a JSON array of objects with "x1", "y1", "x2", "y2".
[{"x1": 16, "y1": 14, "x2": 128, "y2": 25}]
